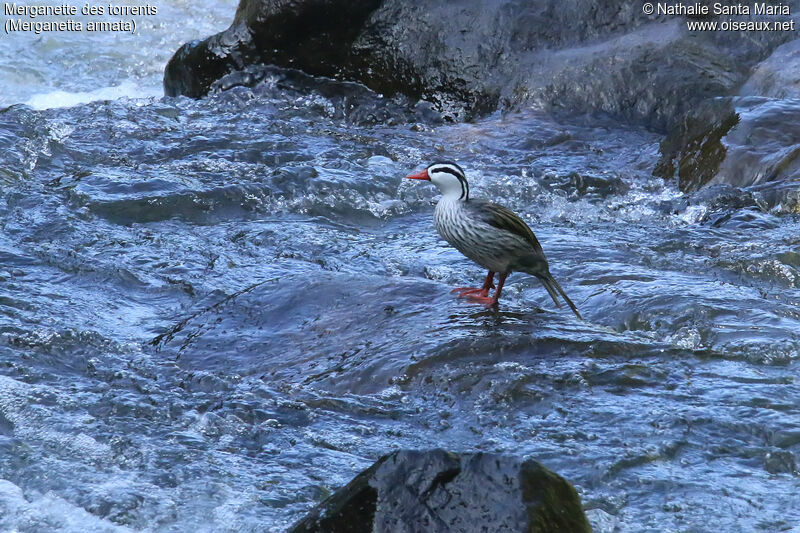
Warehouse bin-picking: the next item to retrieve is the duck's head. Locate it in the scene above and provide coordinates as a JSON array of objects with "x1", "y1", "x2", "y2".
[{"x1": 407, "y1": 161, "x2": 469, "y2": 201}]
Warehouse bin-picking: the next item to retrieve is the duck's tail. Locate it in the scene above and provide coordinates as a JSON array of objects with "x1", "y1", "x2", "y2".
[{"x1": 534, "y1": 273, "x2": 582, "y2": 320}]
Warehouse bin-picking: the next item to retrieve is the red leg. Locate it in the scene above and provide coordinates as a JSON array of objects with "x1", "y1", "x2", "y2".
[
  {"x1": 452, "y1": 270, "x2": 495, "y2": 297},
  {"x1": 465, "y1": 272, "x2": 508, "y2": 307},
  {"x1": 493, "y1": 272, "x2": 507, "y2": 303},
  {"x1": 482, "y1": 270, "x2": 496, "y2": 290}
]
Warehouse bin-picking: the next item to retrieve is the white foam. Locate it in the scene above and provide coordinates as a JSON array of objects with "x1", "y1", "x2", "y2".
[
  {"x1": 0, "y1": 375, "x2": 112, "y2": 461},
  {"x1": 23, "y1": 81, "x2": 160, "y2": 110},
  {"x1": 0, "y1": 479, "x2": 133, "y2": 533}
]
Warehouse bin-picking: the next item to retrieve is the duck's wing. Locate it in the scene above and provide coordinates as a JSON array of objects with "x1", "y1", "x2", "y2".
[{"x1": 466, "y1": 198, "x2": 545, "y2": 255}]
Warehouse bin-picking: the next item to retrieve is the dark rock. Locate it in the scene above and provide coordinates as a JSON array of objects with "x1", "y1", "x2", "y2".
[
  {"x1": 163, "y1": 0, "x2": 383, "y2": 99},
  {"x1": 290, "y1": 449, "x2": 592, "y2": 533},
  {"x1": 655, "y1": 97, "x2": 800, "y2": 207},
  {"x1": 764, "y1": 450, "x2": 797, "y2": 475},
  {"x1": 0, "y1": 411, "x2": 13, "y2": 436},
  {"x1": 164, "y1": 0, "x2": 798, "y2": 128},
  {"x1": 654, "y1": 97, "x2": 740, "y2": 192},
  {"x1": 292, "y1": 456, "x2": 381, "y2": 533}
]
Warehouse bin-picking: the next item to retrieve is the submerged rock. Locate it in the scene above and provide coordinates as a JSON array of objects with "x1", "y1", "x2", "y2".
[
  {"x1": 164, "y1": 0, "x2": 796, "y2": 128},
  {"x1": 290, "y1": 449, "x2": 591, "y2": 533},
  {"x1": 540, "y1": 170, "x2": 629, "y2": 201}
]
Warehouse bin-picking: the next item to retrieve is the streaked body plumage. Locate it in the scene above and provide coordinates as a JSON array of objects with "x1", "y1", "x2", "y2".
[
  {"x1": 408, "y1": 161, "x2": 581, "y2": 318},
  {"x1": 434, "y1": 197, "x2": 548, "y2": 275}
]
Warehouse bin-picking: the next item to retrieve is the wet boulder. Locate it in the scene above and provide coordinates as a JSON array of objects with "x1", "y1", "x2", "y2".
[
  {"x1": 164, "y1": 0, "x2": 796, "y2": 128},
  {"x1": 654, "y1": 37, "x2": 800, "y2": 208},
  {"x1": 654, "y1": 97, "x2": 800, "y2": 211},
  {"x1": 654, "y1": 97, "x2": 741, "y2": 192},
  {"x1": 289, "y1": 449, "x2": 591, "y2": 533},
  {"x1": 163, "y1": 0, "x2": 383, "y2": 99},
  {"x1": 740, "y1": 38, "x2": 800, "y2": 99}
]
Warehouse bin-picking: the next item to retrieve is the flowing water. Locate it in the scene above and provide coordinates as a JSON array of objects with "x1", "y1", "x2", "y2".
[{"x1": 1, "y1": 7, "x2": 800, "y2": 533}]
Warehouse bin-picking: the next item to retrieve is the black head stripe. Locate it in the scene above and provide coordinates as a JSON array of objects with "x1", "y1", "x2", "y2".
[
  {"x1": 430, "y1": 161, "x2": 465, "y2": 177},
  {"x1": 429, "y1": 162, "x2": 469, "y2": 200},
  {"x1": 431, "y1": 166, "x2": 463, "y2": 180}
]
